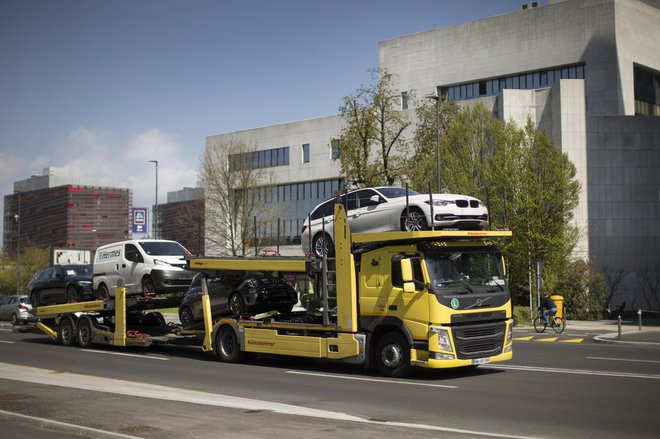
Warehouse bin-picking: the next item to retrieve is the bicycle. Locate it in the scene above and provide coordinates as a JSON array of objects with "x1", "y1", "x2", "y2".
[{"x1": 533, "y1": 310, "x2": 566, "y2": 334}]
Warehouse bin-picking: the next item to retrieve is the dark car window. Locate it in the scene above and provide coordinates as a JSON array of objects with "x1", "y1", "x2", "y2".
[
  {"x1": 377, "y1": 187, "x2": 420, "y2": 199},
  {"x1": 138, "y1": 241, "x2": 186, "y2": 256},
  {"x1": 310, "y1": 199, "x2": 334, "y2": 221},
  {"x1": 125, "y1": 244, "x2": 143, "y2": 263},
  {"x1": 355, "y1": 189, "x2": 380, "y2": 207}
]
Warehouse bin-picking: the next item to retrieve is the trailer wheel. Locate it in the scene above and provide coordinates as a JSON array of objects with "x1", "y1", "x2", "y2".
[
  {"x1": 375, "y1": 332, "x2": 412, "y2": 378},
  {"x1": 216, "y1": 326, "x2": 254, "y2": 363},
  {"x1": 77, "y1": 316, "x2": 94, "y2": 348},
  {"x1": 59, "y1": 317, "x2": 77, "y2": 347}
]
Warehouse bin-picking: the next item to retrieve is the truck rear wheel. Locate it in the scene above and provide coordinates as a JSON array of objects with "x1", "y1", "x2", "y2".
[
  {"x1": 375, "y1": 332, "x2": 412, "y2": 378},
  {"x1": 59, "y1": 317, "x2": 77, "y2": 347},
  {"x1": 215, "y1": 326, "x2": 254, "y2": 363}
]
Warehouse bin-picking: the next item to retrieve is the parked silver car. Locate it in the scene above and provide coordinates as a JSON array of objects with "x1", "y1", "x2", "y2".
[
  {"x1": 0, "y1": 294, "x2": 34, "y2": 325},
  {"x1": 301, "y1": 187, "x2": 489, "y2": 257}
]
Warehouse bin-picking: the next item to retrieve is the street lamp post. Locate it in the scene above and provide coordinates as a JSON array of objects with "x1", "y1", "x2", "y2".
[
  {"x1": 148, "y1": 160, "x2": 159, "y2": 239},
  {"x1": 14, "y1": 191, "x2": 21, "y2": 293},
  {"x1": 426, "y1": 94, "x2": 441, "y2": 192}
]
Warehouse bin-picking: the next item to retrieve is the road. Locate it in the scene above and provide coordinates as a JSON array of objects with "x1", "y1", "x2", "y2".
[{"x1": 0, "y1": 325, "x2": 659, "y2": 439}]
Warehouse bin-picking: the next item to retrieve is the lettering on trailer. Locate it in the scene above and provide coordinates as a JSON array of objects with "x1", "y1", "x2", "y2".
[{"x1": 248, "y1": 340, "x2": 276, "y2": 347}]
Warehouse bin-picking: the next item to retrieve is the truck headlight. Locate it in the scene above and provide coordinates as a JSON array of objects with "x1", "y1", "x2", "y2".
[{"x1": 431, "y1": 326, "x2": 453, "y2": 352}]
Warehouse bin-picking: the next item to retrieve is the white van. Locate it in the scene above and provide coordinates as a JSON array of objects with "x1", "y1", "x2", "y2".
[{"x1": 93, "y1": 239, "x2": 194, "y2": 299}]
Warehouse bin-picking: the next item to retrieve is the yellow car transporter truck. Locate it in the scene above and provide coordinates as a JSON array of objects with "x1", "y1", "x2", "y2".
[{"x1": 189, "y1": 202, "x2": 513, "y2": 377}]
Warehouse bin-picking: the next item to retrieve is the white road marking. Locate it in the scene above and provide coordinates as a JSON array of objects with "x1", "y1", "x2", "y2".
[
  {"x1": 0, "y1": 340, "x2": 15, "y2": 344},
  {"x1": 483, "y1": 364, "x2": 660, "y2": 380},
  {"x1": 0, "y1": 362, "x2": 539, "y2": 438},
  {"x1": 80, "y1": 349, "x2": 169, "y2": 360},
  {"x1": 286, "y1": 370, "x2": 458, "y2": 388},
  {"x1": 587, "y1": 356, "x2": 660, "y2": 364}
]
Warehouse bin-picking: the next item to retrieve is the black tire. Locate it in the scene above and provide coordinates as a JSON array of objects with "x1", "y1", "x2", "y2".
[
  {"x1": 312, "y1": 233, "x2": 335, "y2": 258},
  {"x1": 97, "y1": 284, "x2": 110, "y2": 301},
  {"x1": 375, "y1": 332, "x2": 412, "y2": 378},
  {"x1": 215, "y1": 326, "x2": 254, "y2": 363},
  {"x1": 66, "y1": 286, "x2": 78, "y2": 304},
  {"x1": 277, "y1": 304, "x2": 294, "y2": 315},
  {"x1": 552, "y1": 317, "x2": 566, "y2": 334},
  {"x1": 59, "y1": 317, "x2": 77, "y2": 346},
  {"x1": 401, "y1": 208, "x2": 428, "y2": 232},
  {"x1": 142, "y1": 311, "x2": 166, "y2": 327},
  {"x1": 142, "y1": 277, "x2": 156, "y2": 296},
  {"x1": 11, "y1": 313, "x2": 19, "y2": 325},
  {"x1": 179, "y1": 306, "x2": 195, "y2": 327},
  {"x1": 77, "y1": 317, "x2": 94, "y2": 348},
  {"x1": 228, "y1": 293, "x2": 246, "y2": 318},
  {"x1": 533, "y1": 316, "x2": 547, "y2": 333}
]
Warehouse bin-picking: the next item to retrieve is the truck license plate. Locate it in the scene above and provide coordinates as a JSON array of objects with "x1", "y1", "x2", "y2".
[{"x1": 472, "y1": 358, "x2": 490, "y2": 365}]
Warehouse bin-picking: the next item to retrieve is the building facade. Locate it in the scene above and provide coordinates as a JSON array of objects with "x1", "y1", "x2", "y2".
[
  {"x1": 206, "y1": 0, "x2": 660, "y2": 308},
  {"x1": 4, "y1": 169, "x2": 132, "y2": 253},
  {"x1": 159, "y1": 187, "x2": 206, "y2": 256}
]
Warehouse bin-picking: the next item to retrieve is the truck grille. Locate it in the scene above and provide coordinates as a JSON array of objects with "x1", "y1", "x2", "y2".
[{"x1": 452, "y1": 321, "x2": 505, "y2": 359}]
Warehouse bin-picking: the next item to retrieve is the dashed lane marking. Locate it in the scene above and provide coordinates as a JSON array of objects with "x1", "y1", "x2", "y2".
[
  {"x1": 536, "y1": 337, "x2": 558, "y2": 342},
  {"x1": 513, "y1": 336, "x2": 585, "y2": 343}
]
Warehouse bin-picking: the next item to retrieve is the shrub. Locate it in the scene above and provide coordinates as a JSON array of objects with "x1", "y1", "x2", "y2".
[{"x1": 513, "y1": 305, "x2": 532, "y2": 326}]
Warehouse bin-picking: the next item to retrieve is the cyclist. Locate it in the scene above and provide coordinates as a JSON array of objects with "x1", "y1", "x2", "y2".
[{"x1": 538, "y1": 294, "x2": 557, "y2": 325}]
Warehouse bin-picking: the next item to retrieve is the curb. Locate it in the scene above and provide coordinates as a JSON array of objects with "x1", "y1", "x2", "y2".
[
  {"x1": 593, "y1": 333, "x2": 660, "y2": 348},
  {"x1": 0, "y1": 409, "x2": 142, "y2": 439}
]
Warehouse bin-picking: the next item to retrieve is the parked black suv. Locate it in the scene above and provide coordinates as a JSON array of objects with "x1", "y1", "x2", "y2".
[
  {"x1": 28, "y1": 264, "x2": 94, "y2": 307},
  {"x1": 178, "y1": 271, "x2": 298, "y2": 326}
]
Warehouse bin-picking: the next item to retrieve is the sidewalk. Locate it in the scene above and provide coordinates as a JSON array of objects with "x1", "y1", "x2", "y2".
[{"x1": 515, "y1": 319, "x2": 660, "y2": 347}]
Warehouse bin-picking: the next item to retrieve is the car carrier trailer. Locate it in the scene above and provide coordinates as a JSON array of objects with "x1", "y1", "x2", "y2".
[{"x1": 28, "y1": 201, "x2": 513, "y2": 377}]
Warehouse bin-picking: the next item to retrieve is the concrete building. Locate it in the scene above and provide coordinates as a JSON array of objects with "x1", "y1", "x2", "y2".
[
  {"x1": 206, "y1": 0, "x2": 660, "y2": 309},
  {"x1": 4, "y1": 168, "x2": 132, "y2": 253}
]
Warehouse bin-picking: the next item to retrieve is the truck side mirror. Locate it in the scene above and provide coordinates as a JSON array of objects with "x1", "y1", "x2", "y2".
[
  {"x1": 403, "y1": 282, "x2": 416, "y2": 293},
  {"x1": 401, "y1": 259, "x2": 414, "y2": 283}
]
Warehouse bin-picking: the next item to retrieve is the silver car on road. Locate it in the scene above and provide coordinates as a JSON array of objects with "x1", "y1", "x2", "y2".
[{"x1": 301, "y1": 187, "x2": 488, "y2": 257}]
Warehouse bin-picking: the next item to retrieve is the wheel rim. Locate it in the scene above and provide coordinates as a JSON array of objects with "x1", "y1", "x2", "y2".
[
  {"x1": 381, "y1": 342, "x2": 403, "y2": 369},
  {"x1": 313, "y1": 235, "x2": 330, "y2": 258},
  {"x1": 143, "y1": 279, "x2": 155, "y2": 295},
  {"x1": 220, "y1": 331, "x2": 236, "y2": 357},
  {"x1": 61, "y1": 320, "x2": 74, "y2": 345},
  {"x1": 404, "y1": 211, "x2": 425, "y2": 231},
  {"x1": 229, "y1": 294, "x2": 243, "y2": 316},
  {"x1": 79, "y1": 321, "x2": 91, "y2": 346},
  {"x1": 99, "y1": 286, "x2": 109, "y2": 301},
  {"x1": 66, "y1": 288, "x2": 76, "y2": 303},
  {"x1": 180, "y1": 308, "x2": 193, "y2": 326}
]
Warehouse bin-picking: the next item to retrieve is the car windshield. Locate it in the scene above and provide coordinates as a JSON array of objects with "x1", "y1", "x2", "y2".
[
  {"x1": 64, "y1": 265, "x2": 92, "y2": 276},
  {"x1": 424, "y1": 249, "x2": 505, "y2": 294},
  {"x1": 139, "y1": 241, "x2": 187, "y2": 256},
  {"x1": 376, "y1": 187, "x2": 420, "y2": 199}
]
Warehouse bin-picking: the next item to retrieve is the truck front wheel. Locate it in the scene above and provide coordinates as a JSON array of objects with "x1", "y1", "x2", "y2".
[{"x1": 375, "y1": 332, "x2": 412, "y2": 378}]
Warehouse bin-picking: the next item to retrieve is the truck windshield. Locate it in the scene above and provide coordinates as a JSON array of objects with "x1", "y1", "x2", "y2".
[{"x1": 424, "y1": 250, "x2": 505, "y2": 295}]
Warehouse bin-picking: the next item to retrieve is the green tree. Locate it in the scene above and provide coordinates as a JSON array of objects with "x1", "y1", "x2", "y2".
[
  {"x1": 337, "y1": 68, "x2": 412, "y2": 187},
  {"x1": 555, "y1": 259, "x2": 605, "y2": 320},
  {"x1": 409, "y1": 95, "x2": 459, "y2": 192},
  {"x1": 0, "y1": 246, "x2": 50, "y2": 296}
]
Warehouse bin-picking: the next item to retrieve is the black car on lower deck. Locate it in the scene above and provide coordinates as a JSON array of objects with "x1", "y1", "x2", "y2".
[
  {"x1": 28, "y1": 264, "x2": 94, "y2": 307},
  {"x1": 178, "y1": 271, "x2": 298, "y2": 327}
]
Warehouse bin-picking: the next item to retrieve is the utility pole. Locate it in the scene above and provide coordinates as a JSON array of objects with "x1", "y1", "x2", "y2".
[
  {"x1": 148, "y1": 160, "x2": 159, "y2": 239},
  {"x1": 14, "y1": 191, "x2": 21, "y2": 293}
]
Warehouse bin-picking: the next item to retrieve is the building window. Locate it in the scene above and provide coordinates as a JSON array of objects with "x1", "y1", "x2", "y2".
[
  {"x1": 440, "y1": 63, "x2": 586, "y2": 102},
  {"x1": 228, "y1": 146, "x2": 289, "y2": 171},
  {"x1": 330, "y1": 139, "x2": 340, "y2": 160},
  {"x1": 401, "y1": 91, "x2": 409, "y2": 110},
  {"x1": 634, "y1": 64, "x2": 660, "y2": 116},
  {"x1": 302, "y1": 143, "x2": 310, "y2": 163}
]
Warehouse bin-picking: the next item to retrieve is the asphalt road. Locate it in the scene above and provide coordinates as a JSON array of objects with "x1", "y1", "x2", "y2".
[{"x1": 1, "y1": 326, "x2": 659, "y2": 439}]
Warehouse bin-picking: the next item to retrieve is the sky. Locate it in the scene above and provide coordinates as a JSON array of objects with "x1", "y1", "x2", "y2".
[{"x1": 0, "y1": 0, "x2": 527, "y2": 246}]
